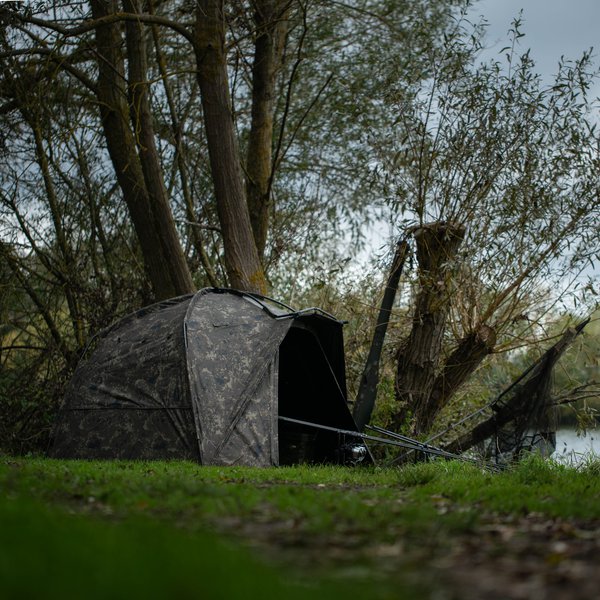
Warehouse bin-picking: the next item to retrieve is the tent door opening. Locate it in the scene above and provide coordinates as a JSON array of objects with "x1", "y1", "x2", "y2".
[{"x1": 277, "y1": 324, "x2": 354, "y2": 465}]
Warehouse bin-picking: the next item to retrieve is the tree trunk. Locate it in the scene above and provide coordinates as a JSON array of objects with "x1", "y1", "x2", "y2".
[
  {"x1": 123, "y1": 0, "x2": 195, "y2": 296},
  {"x1": 392, "y1": 221, "x2": 465, "y2": 435},
  {"x1": 246, "y1": 0, "x2": 289, "y2": 260},
  {"x1": 150, "y1": 12, "x2": 219, "y2": 287},
  {"x1": 195, "y1": 0, "x2": 267, "y2": 294},
  {"x1": 91, "y1": 0, "x2": 193, "y2": 301},
  {"x1": 420, "y1": 324, "x2": 497, "y2": 433},
  {"x1": 353, "y1": 240, "x2": 409, "y2": 431}
]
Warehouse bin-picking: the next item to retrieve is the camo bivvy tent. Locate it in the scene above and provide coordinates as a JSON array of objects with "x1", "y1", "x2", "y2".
[{"x1": 50, "y1": 288, "x2": 366, "y2": 466}]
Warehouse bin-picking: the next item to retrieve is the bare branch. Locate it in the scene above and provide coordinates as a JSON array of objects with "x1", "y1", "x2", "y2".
[{"x1": 6, "y1": 9, "x2": 196, "y2": 47}]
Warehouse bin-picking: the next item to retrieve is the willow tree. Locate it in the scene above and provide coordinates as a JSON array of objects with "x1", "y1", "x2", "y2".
[{"x1": 374, "y1": 16, "x2": 600, "y2": 435}]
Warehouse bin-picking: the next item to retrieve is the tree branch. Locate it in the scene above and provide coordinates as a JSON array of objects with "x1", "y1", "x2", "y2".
[{"x1": 6, "y1": 10, "x2": 196, "y2": 47}]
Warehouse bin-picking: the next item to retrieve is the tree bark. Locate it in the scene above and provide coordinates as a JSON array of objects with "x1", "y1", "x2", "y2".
[
  {"x1": 246, "y1": 0, "x2": 289, "y2": 260},
  {"x1": 123, "y1": 0, "x2": 195, "y2": 296},
  {"x1": 150, "y1": 11, "x2": 219, "y2": 287},
  {"x1": 353, "y1": 240, "x2": 409, "y2": 431},
  {"x1": 392, "y1": 221, "x2": 465, "y2": 434},
  {"x1": 195, "y1": 0, "x2": 267, "y2": 293},
  {"x1": 420, "y1": 324, "x2": 497, "y2": 433},
  {"x1": 91, "y1": 0, "x2": 193, "y2": 301}
]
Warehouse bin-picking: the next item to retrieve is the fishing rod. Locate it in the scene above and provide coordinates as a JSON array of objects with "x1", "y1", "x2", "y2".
[
  {"x1": 278, "y1": 416, "x2": 491, "y2": 466},
  {"x1": 365, "y1": 424, "x2": 501, "y2": 472},
  {"x1": 365, "y1": 424, "x2": 466, "y2": 458}
]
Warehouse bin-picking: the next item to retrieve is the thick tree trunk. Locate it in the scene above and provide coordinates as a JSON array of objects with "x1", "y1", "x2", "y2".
[
  {"x1": 195, "y1": 0, "x2": 267, "y2": 294},
  {"x1": 421, "y1": 324, "x2": 497, "y2": 433},
  {"x1": 150, "y1": 15, "x2": 219, "y2": 287},
  {"x1": 353, "y1": 240, "x2": 409, "y2": 431},
  {"x1": 123, "y1": 0, "x2": 195, "y2": 296},
  {"x1": 392, "y1": 222, "x2": 465, "y2": 435},
  {"x1": 91, "y1": 0, "x2": 193, "y2": 301},
  {"x1": 246, "y1": 0, "x2": 289, "y2": 260}
]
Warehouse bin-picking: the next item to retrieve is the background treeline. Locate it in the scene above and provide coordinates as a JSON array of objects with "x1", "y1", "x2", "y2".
[{"x1": 0, "y1": 0, "x2": 598, "y2": 454}]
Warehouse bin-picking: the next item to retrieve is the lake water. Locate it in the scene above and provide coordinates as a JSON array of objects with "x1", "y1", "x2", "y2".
[{"x1": 553, "y1": 428, "x2": 599, "y2": 465}]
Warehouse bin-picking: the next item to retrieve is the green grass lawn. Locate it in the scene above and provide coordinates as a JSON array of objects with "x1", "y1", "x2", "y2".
[{"x1": 1, "y1": 456, "x2": 599, "y2": 599}]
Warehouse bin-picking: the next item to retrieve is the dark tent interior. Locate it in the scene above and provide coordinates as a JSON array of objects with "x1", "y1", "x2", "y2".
[{"x1": 277, "y1": 320, "x2": 360, "y2": 465}]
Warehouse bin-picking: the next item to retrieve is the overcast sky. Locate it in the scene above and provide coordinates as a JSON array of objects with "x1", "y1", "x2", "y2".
[{"x1": 469, "y1": 0, "x2": 599, "y2": 96}]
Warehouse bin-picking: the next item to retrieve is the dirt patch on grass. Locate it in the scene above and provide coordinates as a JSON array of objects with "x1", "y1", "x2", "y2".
[
  {"x1": 210, "y1": 501, "x2": 600, "y2": 600},
  {"x1": 438, "y1": 514, "x2": 600, "y2": 600}
]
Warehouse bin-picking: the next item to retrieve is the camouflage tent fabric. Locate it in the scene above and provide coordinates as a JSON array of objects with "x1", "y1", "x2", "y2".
[{"x1": 50, "y1": 288, "x2": 359, "y2": 466}]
